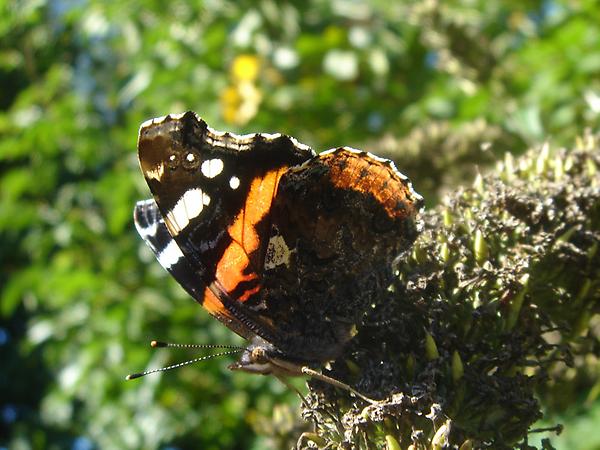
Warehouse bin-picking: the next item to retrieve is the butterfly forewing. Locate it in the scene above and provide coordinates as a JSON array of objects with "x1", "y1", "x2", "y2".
[{"x1": 136, "y1": 112, "x2": 314, "y2": 338}]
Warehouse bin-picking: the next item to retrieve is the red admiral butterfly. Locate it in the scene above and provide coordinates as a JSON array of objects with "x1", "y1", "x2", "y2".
[{"x1": 133, "y1": 111, "x2": 423, "y2": 382}]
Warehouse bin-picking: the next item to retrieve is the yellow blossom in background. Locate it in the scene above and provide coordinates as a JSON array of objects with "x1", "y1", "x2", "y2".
[
  {"x1": 221, "y1": 54, "x2": 263, "y2": 124},
  {"x1": 220, "y1": 81, "x2": 262, "y2": 125},
  {"x1": 236, "y1": 81, "x2": 262, "y2": 122},
  {"x1": 231, "y1": 54, "x2": 260, "y2": 82},
  {"x1": 221, "y1": 85, "x2": 242, "y2": 124}
]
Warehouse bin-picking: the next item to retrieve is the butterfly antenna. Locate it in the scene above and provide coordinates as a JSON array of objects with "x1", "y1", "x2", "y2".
[
  {"x1": 150, "y1": 340, "x2": 245, "y2": 350},
  {"x1": 126, "y1": 350, "x2": 243, "y2": 380}
]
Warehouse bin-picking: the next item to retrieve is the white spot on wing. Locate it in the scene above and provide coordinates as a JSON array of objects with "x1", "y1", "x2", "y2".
[
  {"x1": 264, "y1": 234, "x2": 292, "y2": 270},
  {"x1": 183, "y1": 188, "x2": 204, "y2": 219},
  {"x1": 166, "y1": 188, "x2": 206, "y2": 234},
  {"x1": 157, "y1": 239, "x2": 185, "y2": 269},
  {"x1": 201, "y1": 158, "x2": 224, "y2": 178},
  {"x1": 229, "y1": 176, "x2": 240, "y2": 189}
]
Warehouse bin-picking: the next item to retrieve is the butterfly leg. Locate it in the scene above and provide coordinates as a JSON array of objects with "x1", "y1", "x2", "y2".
[{"x1": 301, "y1": 366, "x2": 379, "y2": 405}]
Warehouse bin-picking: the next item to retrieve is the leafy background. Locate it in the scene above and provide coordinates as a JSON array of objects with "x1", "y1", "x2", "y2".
[{"x1": 1, "y1": 0, "x2": 599, "y2": 449}]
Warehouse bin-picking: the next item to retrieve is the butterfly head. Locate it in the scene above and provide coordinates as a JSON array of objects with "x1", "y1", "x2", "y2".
[{"x1": 228, "y1": 335, "x2": 306, "y2": 377}]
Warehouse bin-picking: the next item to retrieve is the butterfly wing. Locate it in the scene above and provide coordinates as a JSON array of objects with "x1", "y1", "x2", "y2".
[
  {"x1": 133, "y1": 198, "x2": 255, "y2": 338},
  {"x1": 136, "y1": 112, "x2": 314, "y2": 341}
]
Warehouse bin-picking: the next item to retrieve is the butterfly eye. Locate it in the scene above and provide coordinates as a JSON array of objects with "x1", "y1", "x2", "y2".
[
  {"x1": 250, "y1": 347, "x2": 268, "y2": 364},
  {"x1": 182, "y1": 151, "x2": 200, "y2": 170}
]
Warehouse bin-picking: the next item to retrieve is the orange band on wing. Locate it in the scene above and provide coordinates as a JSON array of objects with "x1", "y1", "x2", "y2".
[
  {"x1": 203, "y1": 286, "x2": 227, "y2": 315},
  {"x1": 215, "y1": 168, "x2": 284, "y2": 301}
]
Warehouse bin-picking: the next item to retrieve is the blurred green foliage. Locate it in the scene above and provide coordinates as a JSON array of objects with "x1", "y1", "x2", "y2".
[{"x1": 0, "y1": 0, "x2": 599, "y2": 449}]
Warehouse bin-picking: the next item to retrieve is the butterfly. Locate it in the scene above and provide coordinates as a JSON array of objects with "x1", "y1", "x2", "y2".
[{"x1": 132, "y1": 111, "x2": 423, "y2": 385}]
